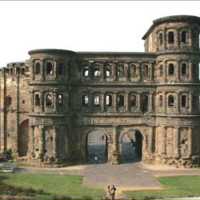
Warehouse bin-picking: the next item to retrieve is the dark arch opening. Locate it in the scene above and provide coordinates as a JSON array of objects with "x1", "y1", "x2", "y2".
[
  {"x1": 18, "y1": 119, "x2": 29, "y2": 157},
  {"x1": 120, "y1": 130, "x2": 143, "y2": 163},
  {"x1": 86, "y1": 130, "x2": 108, "y2": 164}
]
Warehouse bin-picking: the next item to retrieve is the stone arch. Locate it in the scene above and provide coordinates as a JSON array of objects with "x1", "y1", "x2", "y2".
[
  {"x1": 119, "y1": 128, "x2": 144, "y2": 163},
  {"x1": 18, "y1": 119, "x2": 29, "y2": 157},
  {"x1": 84, "y1": 128, "x2": 110, "y2": 164}
]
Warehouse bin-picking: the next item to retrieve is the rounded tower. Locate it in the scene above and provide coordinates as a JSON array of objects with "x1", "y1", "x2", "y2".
[
  {"x1": 28, "y1": 49, "x2": 77, "y2": 165},
  {"x1": 143, "y1": 15, "x2": 200, "y2": 167}
]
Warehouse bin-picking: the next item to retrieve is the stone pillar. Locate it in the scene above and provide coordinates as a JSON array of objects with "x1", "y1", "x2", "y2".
[
  {"x1": 148, "y1": 92, "x2": 153, "y2": 112},
  {"x1": 148, "y1": 128, "x2": 153, "y2": 154},
  {"x1": 113, "y1": 93, "x2": 117, "y2": 112},
  {"x1": 189, "y1": 62, "x2": 193, "y2": 81},
  {"x1": 112, "y1": 63, "x2": 117, "y2": 81},
  {"x1": 137, "y1": 93, "x2": 141, "y2": 112},
  {"x1": 100, "y1": 93, "x2": 104, "y2": 112},
  {"x1": 161, "y1": 127, "x2": 166, "y2": 155},
  {"x1": 125, "y1": 93, "x2": 129, "y2": 112},
  {"x1": 111, "y1": 126, "x2": 120, "y2": 164},
  {"x1": 174, "y1": 127, "x2": 179, "y2": 158},
  {"x1": 177, "y1": 60, "x2": 180, "y2": 81},
  {"x1": 188, "y1": 127, "x2": 192, "y2": 157},
  {"x1": 39, "y1": 125, "x2": 45, "y2": 161},
  {"x1": 189, "y1": 93, "x2": 192, "y2": 113}
]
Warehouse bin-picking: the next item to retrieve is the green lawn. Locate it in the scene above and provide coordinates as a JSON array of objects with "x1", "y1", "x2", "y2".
[
  {"x1": 0, "y1": 173, "x2": 104, "y2": 200},
  {"x1": 126, "y1": 176, "x2": 200, "y2": 200}
]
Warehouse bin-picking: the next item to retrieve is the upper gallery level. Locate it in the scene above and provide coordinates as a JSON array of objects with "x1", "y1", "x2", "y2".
[{"x1": 143, "y1": 15, "x2": 200, "y2": 53}]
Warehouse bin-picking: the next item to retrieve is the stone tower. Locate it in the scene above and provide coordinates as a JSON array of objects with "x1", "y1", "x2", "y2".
[{"x1": 143, "y1": 15, "x2": 200, "y2": 166}]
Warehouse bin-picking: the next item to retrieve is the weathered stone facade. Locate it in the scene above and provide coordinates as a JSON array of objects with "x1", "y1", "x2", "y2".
[{"x1": 1, "y1": 15, "x2": 200, "y2": 167}]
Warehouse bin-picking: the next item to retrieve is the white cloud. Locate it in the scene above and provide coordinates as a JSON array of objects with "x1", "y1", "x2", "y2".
[{"x1": 0, "y1": 1, "x2": 200, "y2": 66}]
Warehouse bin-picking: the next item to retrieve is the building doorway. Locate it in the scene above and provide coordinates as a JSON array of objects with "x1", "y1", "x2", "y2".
[
  {"x1": 120, "y1": 129, "x2": 143, "y2": 163},
  {"x1": 86, "y1": 130, "x2": 108, "y2": 164},
  {"x1": 18, "y1": 119, "x2": 29, "y2": 157}
]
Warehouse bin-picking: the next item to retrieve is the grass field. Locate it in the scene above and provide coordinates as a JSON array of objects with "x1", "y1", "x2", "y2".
[
  {"x1": 0, "y1": 173, "x2": 104, "y2": 200},
  {"x1": 126, "y1": 176, "x2": 200, "y2": 200}
]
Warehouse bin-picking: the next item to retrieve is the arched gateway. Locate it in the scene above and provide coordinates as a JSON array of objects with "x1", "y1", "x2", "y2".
[
  {"x1": 86, "y1": 130, "x2": 108, "y2": 163},
  {"x1": 120, "y1": 129, "x2": 143, "y2": 163}
]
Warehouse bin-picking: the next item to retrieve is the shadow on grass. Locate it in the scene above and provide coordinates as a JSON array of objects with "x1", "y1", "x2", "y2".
[{"x1": 0, "y1": 175, "x2": 97, "y2": 200}]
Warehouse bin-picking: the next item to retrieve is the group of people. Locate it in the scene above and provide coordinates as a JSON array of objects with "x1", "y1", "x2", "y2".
[{"x1": 106, "y1": 185, "x2": 117, "y2": 200}]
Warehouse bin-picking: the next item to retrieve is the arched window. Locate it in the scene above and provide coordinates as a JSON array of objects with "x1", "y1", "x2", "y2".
[
  {"x1": 83, "y1": 67, "x2": 89, "y2": 77},
  {"x1": 130, "y1": 64, "x2": 137, "y2": 77},
  {"x1": 168, "y1": 63, "x2": 174, "y2": 75},
  {"x1": 117, "y1": 94, "x2": 124, "y2": 107},
  {"x1": 46, "y1": 94, "x2": 53, "y2": 107},
  {"x1": 159, "y1": 95, "x2": 163, "y2": 107},
  {"x1": 168, "y1": 31, "x2": 174, "y2": 44},
  {"x1": 181, "y1": 31, "x2": 187, "y2": 43},
  {"x1": 57, "y1": 94, "x2": 63, "y2": 105},
  {"x1": 117, "y1": 64, "x2": 125, "y2": 78},
  {"x1": 35, "y1": 94, "x2": 40, "y2": 106},
  {"x1": 105, "y1": 95, "x2": 112, "y2": 106},
  {"x1": 159, "y1": 32, "x2": 163, "y2": 45},
  {"x1": 159, "y1": 65, "x2": 163, "y2": 76},
  {"x1": 35, "y1": 62, "x2": 41, "y2": 75},
  {"x1": 143, "y1": 64, "x2": 149, "y2": 78},
  {"x1": 21, "y1": 68, "x2": 25, "y2": 75},
  {"x1": 168, "y1": 95, "x2": 175, "y2": 107},
  {"x1": 58, "y1": 63, "x2": 64, "y2": 75},
  {"x1": 82, "y1": 95, "x2": 89, "y2": 106},
  {"x1": 181, "y1": 63, "x2": 187, "y2": 76},
  {"x1": 93, "y1": 68, "x2": 101, "y2": 77},
  {"x1": 181, "y1": 95, "x2": 187, "y2": 107},
  {"x1": 105, "y1": 64, "x2": 111, "y2": 78},
  {"x1": 129, "y1": 94, "x2": 136, "y2": 107},
  {"x1": 46, "y1": 62, "x2": 54, "y2": 75},
  {"x1": 93, "y1": 95, "x2": 100, "y2": 106}
]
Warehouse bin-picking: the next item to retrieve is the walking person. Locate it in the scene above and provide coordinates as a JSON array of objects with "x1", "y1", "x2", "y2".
[{"x1": 110, "y1": 185, "x2": 117, "y2": 200}]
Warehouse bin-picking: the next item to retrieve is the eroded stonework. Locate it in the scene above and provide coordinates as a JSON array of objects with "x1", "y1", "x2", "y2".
[{"x1": 1, "y1": 15, "x2": 200, "y2": 167}]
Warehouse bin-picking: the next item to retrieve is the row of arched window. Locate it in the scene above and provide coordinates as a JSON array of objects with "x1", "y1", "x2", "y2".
[
  {"x1": 34, "y1": 93, "x2": 64, "y2": 108},
  {"x1": 158, "y1": 29, "x2": 190, "y2": 47},
  {"x1": 158, "y1": 29, "x2": 200, "y2": 50},
  {"x1": 81, "y1": 93, "x2": 149, "y2": 112},
  {"x1": 34, "y1": 60, "x2": 65, "y2": 77},
  {"x1": 158, "y1": 62, "x2": 190, "y2": 77},
  {"x1": 80, "y1": 92, "x2": 192, "y2": 113},
  {"x1": 82, "y1": 62, "x2": 151, "y2": 80}
]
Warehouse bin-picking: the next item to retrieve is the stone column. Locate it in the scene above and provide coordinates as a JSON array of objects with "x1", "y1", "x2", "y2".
[
  {"x1": 177, "y1": 60, "x2": 180, "y2": 81},
  {"x1": 113, "y1": 93, "x2": 117, "y2": 112},
  {"x1": 148, "y1": 92, "x2": 153, "y2": 113},
  {"x1": 39, "y1": 125, "x2": 45, "y2": 161},
  {"x1": 100, "y1": 93, "x2": 104, "y2": 112},
  {"x1": 148, "y1": 127, "x2": 153, "y2": 154},
  {"x1": 188, "y1": 127, "x2": 192, "y2": 157},
  {"x1": 189, "y1": 93, "x2": 192, "y2": 113},
  {"x1": 111, "y1": 126, "x2": 120, "y2": 164},
  {"x1": 112, "y1": 63, "x2": 117, "y2": 81},
  {"x1": 161, "y1": 127, "x2": 166, "y2": 155},
  {"x1": 125, "y1": 93, "x2": 129, "y2": 112},
  {"x1": 189, "y1": 62, "x2": 193, "y2": 81},
  {"x1": 137, "y1": 93, "x2": 141, "y2": 112},
  {"x1": 174, "y1": 127, "x2": 179, "y2": 158}
]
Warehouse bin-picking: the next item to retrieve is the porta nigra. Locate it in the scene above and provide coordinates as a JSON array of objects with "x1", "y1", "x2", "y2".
[{"x1": 1, "y1": 15, "x2": 200, "y2": 167}]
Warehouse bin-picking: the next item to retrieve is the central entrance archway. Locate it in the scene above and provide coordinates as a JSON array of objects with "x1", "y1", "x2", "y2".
[
  {"x1": 120, "y1": 129, "x2": 143, "y2": 163},
  {"x1": 86, "y1": 130, "x2": 108, "y2": 164}
]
